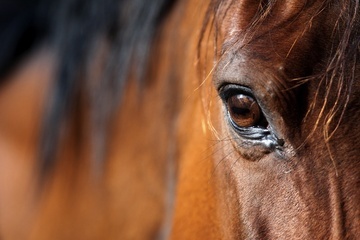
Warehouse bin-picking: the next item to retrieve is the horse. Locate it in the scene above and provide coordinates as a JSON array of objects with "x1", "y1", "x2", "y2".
[{"x1": 0, "y1": 0, "x2": 359, "y2": 239}]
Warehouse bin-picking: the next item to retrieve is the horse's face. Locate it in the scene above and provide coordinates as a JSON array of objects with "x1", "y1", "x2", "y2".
[
  {"x1": 210, "y1": 0, "x2": 360, "y2": 238},
  {"x1": 1, "y1": 0, "x2": 359, "y2": 239}
]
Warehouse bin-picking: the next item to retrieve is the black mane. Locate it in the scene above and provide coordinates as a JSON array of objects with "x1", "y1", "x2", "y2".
[{"x1": 0, "y1": 0, "x2": 175, "y2": 176}]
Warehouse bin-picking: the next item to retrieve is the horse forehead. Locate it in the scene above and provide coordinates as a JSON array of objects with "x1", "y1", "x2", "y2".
[
  {"x1": 215, "y1": 0, "x2": 338, "y2": 83},
  {"x1": 218, "y1": 0, "x2": 325, "y2": 43}
]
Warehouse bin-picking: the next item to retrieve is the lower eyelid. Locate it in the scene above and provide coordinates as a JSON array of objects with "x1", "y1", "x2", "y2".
[{"x1": 228, "y1": 115, "x2": 270, "y2": 139}]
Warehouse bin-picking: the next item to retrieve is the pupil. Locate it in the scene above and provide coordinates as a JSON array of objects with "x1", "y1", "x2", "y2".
[{"x1": 231, "y1": 106, "x2": 250, "y2": 116}]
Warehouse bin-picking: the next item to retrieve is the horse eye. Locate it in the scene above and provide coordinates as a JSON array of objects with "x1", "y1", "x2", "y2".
[{"x1": 226, "y1": 94, "x2": 261, "y2": 128}]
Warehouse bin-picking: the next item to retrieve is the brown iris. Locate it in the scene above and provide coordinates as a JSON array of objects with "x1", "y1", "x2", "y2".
[{"x1": 227, "y1": 94, "x2": 261, "y2": 128}]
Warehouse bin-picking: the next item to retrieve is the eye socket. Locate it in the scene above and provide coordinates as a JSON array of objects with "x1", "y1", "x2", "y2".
[{"x1": 227, "y1": 94, "x2": 261, "y2": 128}]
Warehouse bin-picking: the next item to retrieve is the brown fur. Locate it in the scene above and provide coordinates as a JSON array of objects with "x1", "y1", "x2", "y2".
[{"x1": 0, "y1": 0, "x2": 359, "y2": 239}]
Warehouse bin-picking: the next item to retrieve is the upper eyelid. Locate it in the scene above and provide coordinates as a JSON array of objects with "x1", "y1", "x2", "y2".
[{"x1": 218, "y1": 84, "x2": 255, "y2": 100}]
